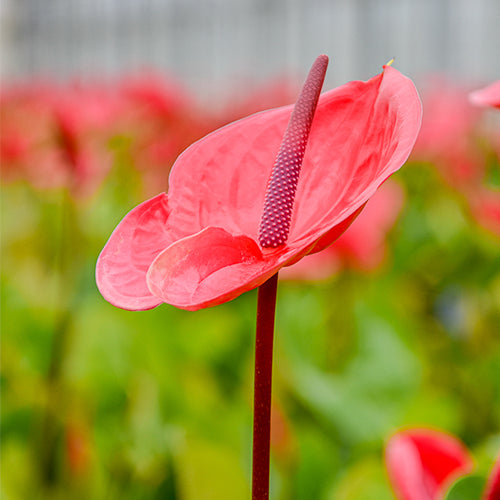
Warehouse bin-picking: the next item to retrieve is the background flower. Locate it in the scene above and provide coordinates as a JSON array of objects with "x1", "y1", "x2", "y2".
[
  {"x1": 386, "y1": 428, "x2": 500, "y2": 500},
  {"x1": 385, "y1": 428, "x2": 474, "y2": 500},
  {"x1": 410, "y1": 76, "x2": 500, "y2": 238},
  {"x1": 470, "y1": 80, "x2": 500, "y2": 109},
  {"x1": 282, "y1": 180, "x2": 405, "y2": 280}
]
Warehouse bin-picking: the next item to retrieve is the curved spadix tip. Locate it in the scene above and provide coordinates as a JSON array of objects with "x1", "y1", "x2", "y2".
[{"x1": 259, "y1": 54, "x2": 329, "y2": 248}]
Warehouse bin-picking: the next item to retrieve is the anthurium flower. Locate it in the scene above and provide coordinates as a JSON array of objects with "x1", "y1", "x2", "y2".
[
  {"x1": 470, "y1": 80, "x2": 500, "y2": 109},
  {"x1": 409, "y1": 77, "x2": 500, "y2": 238},
  {"x1": 52, "y1": 83, "x2": 120, "y2": 197},
  {"x1": 412, "y1": 77, "x2": 481, "y2": 162},
  {"x1": 0, "y1": 81, "x2": 118, "y2": 196},
  {"x1": 483, "y1": 456, "x2": 500, "y2": 500},
  {"x1": 410, "y1": 78, "x2": 487, "y2": 187},
  {"x1": 0, "y1": 83, "x2": 67, "y2": 189},
  {"x1": 115, "y1": 73, "x2": 210, "y2": 196},
  {"x1": 215, "y1": 78, "x2": 300, "y2": 126},
  {"x1": 466, "y1": 188, "x2": 500, "y2": 238},
  {"x1": 385, "y1": 428, "x2": 475, "y2": 500},
  {"x1": 96, "y1": 57, "x2": 422, "y2": 311}
]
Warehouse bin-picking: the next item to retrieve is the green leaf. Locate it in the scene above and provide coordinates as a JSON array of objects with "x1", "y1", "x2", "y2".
[
  {"x1": 176, "y1": 438, "x2": 249, "y2": 500},
  {"x1": 444, "y1": 474, "x2": 487, "y2": 500},
  {"x1": 328, "y1": 457, "x2": 394, "y2": 500}
]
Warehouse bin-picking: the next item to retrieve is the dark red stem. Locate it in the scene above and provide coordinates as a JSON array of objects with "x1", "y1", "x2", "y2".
[{"x1": 252, "y1": 272, "x2": 279, "y2": 499}]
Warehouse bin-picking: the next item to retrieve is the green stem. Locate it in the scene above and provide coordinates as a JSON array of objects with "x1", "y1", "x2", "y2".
[
  {"x1": 252, "y1": 272, "x2": 279, "y2": 500},
  {"x1": 38, "y1": 190, "x2": 80, "y2": 487}
]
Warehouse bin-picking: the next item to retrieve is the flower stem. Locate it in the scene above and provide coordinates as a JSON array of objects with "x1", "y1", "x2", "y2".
[{"x1": 252, "y1": 272, "x2": 279, "y2": 500}]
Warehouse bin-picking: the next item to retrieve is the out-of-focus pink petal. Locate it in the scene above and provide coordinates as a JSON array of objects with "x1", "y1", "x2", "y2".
[
  {"x1": 412, "y1": 78, "x2": 481, "y2": 160},
  {"x1": 483, "y1": 456, "x2": 500, "y2": 500},
  {"x1": 1, "y1": 81, "x2": 118, "y2": 195},
  {"x1": 146, "y1": 227, "x2": 281, "y2": 311},
  {"x1": 467, "y1": 189, "x2": 500, "y2": 237},
  {"x1": 333, "y1": 180, "x2": 405, "y2": 270},
  {"x1": 470, "y1": 80, "x2": 500, "y2": 109},
  {"x1": 385, "y1": 429, "x2": 474, "y2": 500},
  {"x1": 119, "y1": 73, "x2": 192, "y2": 117},
  {"x1": 215, "y1": 78, "x2": 300, "y2": 126},
  {"x1": 284, "y1": 180, "x2": 405, "y2": 279},
  {"x1": 96, "y1": 194, "x2": 176, "y2": 310}
]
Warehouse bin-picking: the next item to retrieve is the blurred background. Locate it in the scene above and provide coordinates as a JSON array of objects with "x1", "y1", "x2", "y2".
[
  {"x1": 2, "y1": 0, "x2": 500, "y2": 93},
  {"x1": 1, "y1": 1, "x2": 500, "y2": 499}
]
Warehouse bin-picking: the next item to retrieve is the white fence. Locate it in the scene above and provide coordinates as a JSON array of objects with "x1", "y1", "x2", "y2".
[{"x1": 2, "y1": 0, "x2": 499, "y2": 98}]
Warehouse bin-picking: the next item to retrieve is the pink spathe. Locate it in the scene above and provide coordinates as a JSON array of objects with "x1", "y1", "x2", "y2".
[{"x1": 96, "y1": 60, "x2": 422, "y2": 311}]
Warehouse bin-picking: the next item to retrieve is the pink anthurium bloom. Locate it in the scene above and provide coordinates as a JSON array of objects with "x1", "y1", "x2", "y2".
[
  {"x1": 412, "y1": 77, "x2": 481, "y2": 162},
  {"x1": 52, "y1": 83, "x2": 120, "y2": 197},
  {"x1": 470, "y1": 80, "x2": 500, "y2": 109},
  {"x1": 0, "y1": 83, "x2": 68, "y2": 189},
  {"x1": 114, "y1": 73, "x2": 211, "y2": 197},
  {"x1": 96, "y1": 57, "x2": 422, "y2": 311},
  {"x1": 215, "y1": 78, "x2": 300, "y2": 126},
  {"x1": 467, "y1": 80, "x2": 500, "y2": 238},
  {"x1": 385, "y1": 428, "x2": 475, "y2": 500},
  {"x1": 483, "y1": 456, "x2": 500, "y2": 500},
  {"x1": 466, "y1": 188, "x2": 500, "y2": 238},
  {"x1": 0, "y1": 81, "x2": 118, "y2": 196}
]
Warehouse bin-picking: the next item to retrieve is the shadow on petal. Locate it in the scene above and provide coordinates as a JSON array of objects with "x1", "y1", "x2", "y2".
[{"x1": 146, "y1": 227, "x2": 280, "y2": 311}]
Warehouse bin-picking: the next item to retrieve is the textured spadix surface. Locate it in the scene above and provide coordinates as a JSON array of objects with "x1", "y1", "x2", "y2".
[
  {"x1": 259, "y1": 54, "x2": 327, "y2": 247},
  {"x1": 96, "y1": 62, "x2": 422, "y2": 311}
]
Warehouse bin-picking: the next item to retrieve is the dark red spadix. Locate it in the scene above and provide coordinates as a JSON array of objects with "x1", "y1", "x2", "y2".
[{"x1": 258, "y1": 54, "x2": 329, "y2": 248}]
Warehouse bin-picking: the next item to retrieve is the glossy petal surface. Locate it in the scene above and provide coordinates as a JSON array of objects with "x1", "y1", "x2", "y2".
[
  {"x1": 97, "y1": 63, "x2": 422, "y2": 310},
  {"x1": 385, "y1": 429, "x2": 474, "y2": 500},
  {"x1": 283, "y1": 180, "x2": 404, "y2": 279},
  {"x1": 146, "y1": 227, "x2": 278, "y2": 310},
  {"x1": 167, "y1": 65, "x2": 421, "y2": 249},
  {"x1": 96, "y1": 194, "x2": 174, "y2": 310}
]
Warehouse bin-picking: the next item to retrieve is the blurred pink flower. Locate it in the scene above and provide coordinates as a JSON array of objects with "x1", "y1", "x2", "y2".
[
  {"x1": 466, "y1": 188, "x2": 500, "y2": 237},
  {"x1": 386, "y1": 428, "x2": 474, "y2": 500},
  {"x1": 1, "y1": 83, "x2": 67, "y2": 189},
  {"x1": 484, "y1": 457, "x2": 500, "y2": 500},
  {"x1": 1, "y1": 81, "x2": 118, "y2": 197},
  {"x1": 385, "y1": 428, "x2": 500, "y2": 500},
  {"x1": 470, "y1": 80, "x2": 500, "y2": 109},
  {"x1": 467, "y1": 80, "x2": 500, "y2": 239},
  {"x1": 412, "y1": 77, "x2": 481, "y2": 163},
  {"x1": 52, "y1": 82, "x2": 121, "y2": 197},
  {"x1": 282, "y1": 180, "x2": 405, "y2": 280},
  {"x1": 115, "y1": 73, "x2": 212, "y2": 196},
  {"x1": 410, "y1": 77, "x2": 500, "y2": 238},
  {"x1": 214, "y1": 78, "x2": 300, "y2": 126}
]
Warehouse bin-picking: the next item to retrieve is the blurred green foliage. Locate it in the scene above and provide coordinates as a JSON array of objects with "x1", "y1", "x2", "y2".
[{"x1": 2, "y1": 109, "x2": 500, "y2": 499}]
